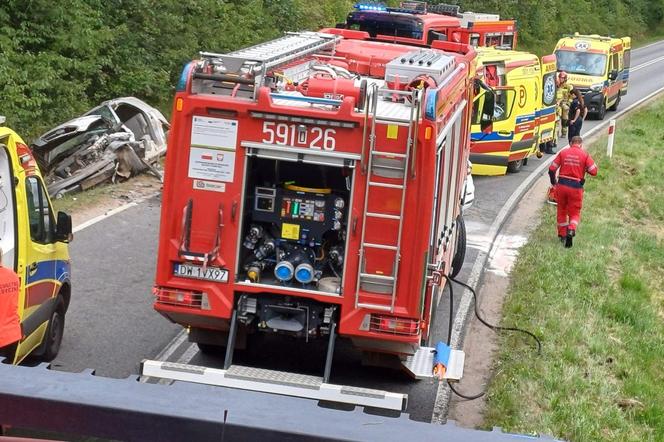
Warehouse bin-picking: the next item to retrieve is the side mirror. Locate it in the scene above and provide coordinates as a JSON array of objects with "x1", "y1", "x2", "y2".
[
  {"x1": 608, "y1": 70, "x2": 618, "y2": 81},
  {"x1": 56, "y1": 211, "x2": 73, "y2": 243}
]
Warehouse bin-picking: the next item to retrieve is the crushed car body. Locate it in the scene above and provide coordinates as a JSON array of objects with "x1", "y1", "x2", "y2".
[{"x1": 31, "y1": 97, "x2": 169, "y2": 197}]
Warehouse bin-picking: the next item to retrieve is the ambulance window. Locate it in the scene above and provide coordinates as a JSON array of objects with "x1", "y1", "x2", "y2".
[
  {"x1": 611, "y1": 53, "x2": 619, "y2": 71},
  {"x1": 493, "y1": 90, "x2": 515, "y2": 121},
  {"x1": 25, "y1": 177, "x2": 54, "y2": 244},
  {"x1": 623, "y1": 49, "x2": 631, "y2": 69}
]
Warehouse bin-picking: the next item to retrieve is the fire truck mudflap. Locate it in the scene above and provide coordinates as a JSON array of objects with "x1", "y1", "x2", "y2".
[{"x1": 147, "y1": 30, "x2": 484, "y2": 409}]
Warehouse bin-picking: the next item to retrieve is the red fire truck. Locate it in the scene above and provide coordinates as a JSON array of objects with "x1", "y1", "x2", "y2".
[
  {"x1": 333, "y1": 2, "x2": 518, "y2": 49},
  {"x1": 147, "y1": 30, "x2": 493, "y2": 409}
]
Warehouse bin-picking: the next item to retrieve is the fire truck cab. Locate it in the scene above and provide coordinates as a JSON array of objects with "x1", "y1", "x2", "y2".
[
  {"x1": 335, "y1": 2, "x2": 517, "y2": 49},
  {"x1": 149, "y1": 30, "x2": 492, "y2": 407},
  {"x1": 0, "y1": 118, "x2": 73, "y2": 364},
  {"x1": 555, "y1": 33, "x2": 631, "y2": 119},
  {"x1": 470, "y1": 48, "x2": 557, "y2": 175}
]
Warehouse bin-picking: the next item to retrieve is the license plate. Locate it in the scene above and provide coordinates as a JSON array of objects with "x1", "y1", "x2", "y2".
[{"x1": 173, "y1": 263, "x2": 229, "y2": 282}]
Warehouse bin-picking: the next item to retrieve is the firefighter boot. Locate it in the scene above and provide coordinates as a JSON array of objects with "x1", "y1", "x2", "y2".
[{"x1": 564, "y1": 229, "x2": 575, "y2": 248}]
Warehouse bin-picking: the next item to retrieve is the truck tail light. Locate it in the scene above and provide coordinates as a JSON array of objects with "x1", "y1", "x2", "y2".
[
  {"x1": 370, "y1": 315, "x2": 420, "y2": 336},
  {"x1": 154, "y1": 288, "x2": 210, "y2": 310}
]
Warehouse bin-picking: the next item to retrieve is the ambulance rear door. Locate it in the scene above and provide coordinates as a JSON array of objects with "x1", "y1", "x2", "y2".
[
  {"x1": 620, "y1": 37, "x2": 631, "y2": 95},
  {"x1": 538, "y1": 54, "x2": 558, "y2": 146},
  {"x1": 0, "y1": 139, "x2": 17, "y2": 272}
]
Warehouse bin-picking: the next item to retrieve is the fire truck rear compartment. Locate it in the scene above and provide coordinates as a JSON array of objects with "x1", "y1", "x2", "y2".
[{"x1": 238, "y1": 156, "x2": 351, "y2": 295}]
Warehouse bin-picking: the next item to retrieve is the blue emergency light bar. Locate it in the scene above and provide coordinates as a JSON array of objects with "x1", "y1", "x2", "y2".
[
  {"x1": 354, "y1": 2, "x2": 430, "y2": 14},
  {"x1": 354, "y1": 3, "x2": 388, "y2": 11}
]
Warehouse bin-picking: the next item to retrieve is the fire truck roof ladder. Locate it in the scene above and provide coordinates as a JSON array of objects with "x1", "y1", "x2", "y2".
[
  {"x1": 355, "y1": 85, "x2": 422, "y2": 313},
  {"x1": 199, "y1": 32, "x2": 340, "y2": 98}
]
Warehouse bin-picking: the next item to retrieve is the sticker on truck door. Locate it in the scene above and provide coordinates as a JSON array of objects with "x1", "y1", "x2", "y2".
[
  {"x1": 188, "y1": 147, "x2": 236, "y2": 182},
  {"x1": 188, "y1": 116, "x2": 238, "y2": 182},
  {"x1": 191, "y1": 116, "x2": 238, "y2": 150}
]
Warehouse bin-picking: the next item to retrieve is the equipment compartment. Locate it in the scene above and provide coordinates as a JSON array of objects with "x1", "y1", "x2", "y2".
[{"x1": 238, "y1": 157, "x2": 352, "y2": 294}]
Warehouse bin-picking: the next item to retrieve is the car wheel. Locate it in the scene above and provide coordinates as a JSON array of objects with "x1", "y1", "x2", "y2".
[
  {"x1": 507, "y1": 159, "x2": 523, "y2": 173},
  {"x1": 608, "y1": 96, "x2": 620, "y2": 111},
  {"x1": 41, "y1": 298, "x2": 65, "y2": 362},
  {"x1": 450, "y1": 215, "x2": 466, "y2": 279}
]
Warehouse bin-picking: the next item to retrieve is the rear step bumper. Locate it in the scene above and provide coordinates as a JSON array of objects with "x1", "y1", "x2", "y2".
[{"x1": 141, "y1": 360, "x2": 408, "y2": 411}]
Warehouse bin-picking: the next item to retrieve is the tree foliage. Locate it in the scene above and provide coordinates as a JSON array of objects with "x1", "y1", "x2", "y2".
[
  {"x1": 0, "y1": 0, "x2": 661, "y2": 139},
  {"x1": 452, "y1": 0, "x2": 664, "y2": 55}
]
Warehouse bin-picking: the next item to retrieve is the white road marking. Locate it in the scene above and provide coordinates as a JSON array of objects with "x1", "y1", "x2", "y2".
[
  {"x1": 72, "y1": 191, "x2": 161, "y2": 233},
  {"x1": 633, "y1": 40, "x2": 664, "y2": 52},
  {"x1": 431, "y1": 83, "x2": 664, "y2": 424},
  {"x1": 139, "y1": 328, "x2": 188, "y2": 383},
  {"x1": 156, "y1": 342, "x2": 200, "y2": 385},
  {"x1": 631, "y1": 55, "x2": 664, "y2": 72}
]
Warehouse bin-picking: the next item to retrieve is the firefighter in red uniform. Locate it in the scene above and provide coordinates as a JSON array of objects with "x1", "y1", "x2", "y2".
[
  {"x1": 548, "y1": 136, "x2": 598, "y2": 248},
  {"x1": 0, "y1": 247, "x2": 21, "y2": 359}
]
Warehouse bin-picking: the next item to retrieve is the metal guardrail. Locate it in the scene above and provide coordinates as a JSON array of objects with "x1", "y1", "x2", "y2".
[{"x1": 0, "y1": 362, "x2": 560, "y2": 441}]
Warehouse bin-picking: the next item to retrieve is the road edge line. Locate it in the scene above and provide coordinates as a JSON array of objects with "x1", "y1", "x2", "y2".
[
  {"x1": 431, "y1": 85, "x2": 664, "y2": 424},
  {"x1": 72, "y1": 191, "x2": 161, "y2": 233}
]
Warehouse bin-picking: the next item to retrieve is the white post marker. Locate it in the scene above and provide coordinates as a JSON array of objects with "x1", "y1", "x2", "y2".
[{"x1": 607, "y1": 119, "x2": 616, "y2": 158}]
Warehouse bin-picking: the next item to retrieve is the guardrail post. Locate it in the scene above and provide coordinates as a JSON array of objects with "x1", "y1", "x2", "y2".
[{"x1": 607, "y1": 119, "x2": 616, "y2": 158}]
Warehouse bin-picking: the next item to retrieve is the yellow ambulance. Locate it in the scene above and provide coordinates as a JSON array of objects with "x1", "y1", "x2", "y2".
[
  {"x1": 555, "y1": 33, "x2": 631, "y2": 119},
  {"x1": 470, "y1": 48, "x2": 557, "y2": 175},
  {"x1": 0, "y1": 117, "x2": 73, "y2": 364}
]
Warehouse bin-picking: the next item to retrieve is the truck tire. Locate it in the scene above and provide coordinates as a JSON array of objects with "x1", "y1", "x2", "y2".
[
  {"x1": 196, "y1": 342, "x2": 224, "y2": 355},
  {"x1": 450, "y1": 215, "x2": 466, "y2": 279},
  {"x1": 596, "y1": 100, "x2": 606, "y2": 120},
  {"x1": 40, "y1": 297, "x2": 66, "y2": 362},
  {"x1": 507, "y1": 159, "x2": 523, "y2": 173},
  {"x1": 608, "y1": 96, "x2": 620, "y2": 111}
]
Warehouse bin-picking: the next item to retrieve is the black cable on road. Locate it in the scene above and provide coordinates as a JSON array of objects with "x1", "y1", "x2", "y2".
[{"x1": 442, "y1": 275, "x2": 542, "y2": 400}]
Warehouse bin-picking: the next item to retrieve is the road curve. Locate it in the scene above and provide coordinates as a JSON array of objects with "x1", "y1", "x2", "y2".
[{"x1": 49, "y1": 40, "x2": 664, "y2": 424}]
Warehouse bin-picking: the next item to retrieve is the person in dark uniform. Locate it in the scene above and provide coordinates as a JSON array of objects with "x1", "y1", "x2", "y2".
[{"x1": 567, "y1": 88, "x2": 586, "y2": 142}]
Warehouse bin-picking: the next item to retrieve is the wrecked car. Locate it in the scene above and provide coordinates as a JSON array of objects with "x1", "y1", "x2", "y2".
[{"x1": 31, "y1": 97, "x2": 169, "y2": 197}]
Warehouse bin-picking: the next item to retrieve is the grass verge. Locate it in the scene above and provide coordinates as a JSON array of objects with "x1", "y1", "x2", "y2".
[{"x1": 483, "y1": 97, "x2": 664, "y2": 441}]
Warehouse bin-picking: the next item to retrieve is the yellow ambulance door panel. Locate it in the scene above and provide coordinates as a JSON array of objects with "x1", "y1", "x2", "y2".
[
  {"x1": 510, "y1": 71, "x2": 539, "y2": 157},
  {"x1": 14, "y1": 175, "x2": 58, "y2": 362}
]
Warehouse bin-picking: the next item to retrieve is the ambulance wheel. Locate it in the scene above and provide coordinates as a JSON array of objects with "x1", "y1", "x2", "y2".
[
  {"x1": 507, "y1": 159, "x2": 523, "y2": 173},
  {"x1": 450, "y1": 215, "x2": 466, "y2": 279},
  {"x1": 41, "y1": 298, "x2": 65, "y2": 362},
  {"x1": 609, "y1": 96, "x2": 620, "y2": 111},
  {"x1": 596, "y1": 101, "x2": 606, "y2": 120}
]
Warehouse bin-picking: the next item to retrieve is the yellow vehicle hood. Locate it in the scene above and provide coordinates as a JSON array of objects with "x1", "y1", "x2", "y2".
[{"x1": 567, "y1": 73, "x2": 604, "y2": 88}]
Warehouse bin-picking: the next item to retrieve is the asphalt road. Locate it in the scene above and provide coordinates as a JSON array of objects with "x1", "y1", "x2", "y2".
[{"x1": 49, "y1": 40, "x2": 664, "y2": 422}]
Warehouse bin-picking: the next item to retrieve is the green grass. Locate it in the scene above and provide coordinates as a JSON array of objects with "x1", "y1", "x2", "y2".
[{"x1": 483, "y1": 98, "x2": 664, "y2": 441}]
